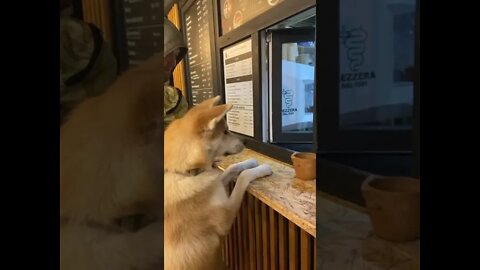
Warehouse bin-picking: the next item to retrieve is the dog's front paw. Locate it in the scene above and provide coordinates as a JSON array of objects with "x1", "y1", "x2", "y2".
[
  {"x1": 226, "y1": 159, "x2": 261, "y2": 179},
  {"x1": 229, "y1": 158, "x2": 259, "y2": 173},
  {"x1": 254, "y1": 164, "x2": 273, "y2": 178},
  {"x1": 239, "y1": 163, "x2": 273, "y2": 183},
  {"x1": 238, "y1": 158, "x2": 259, "y2": 169}
]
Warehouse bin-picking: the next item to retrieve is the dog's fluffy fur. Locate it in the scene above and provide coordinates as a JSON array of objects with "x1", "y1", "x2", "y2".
[
  {"x1": 61, "y1": 54, "x2": 167, "y2": 270},
  {"x1": 164, "y1": 96, "x2": 272, "y2": 269},
  {"x1": 60, "y1": 54, "x2": 272, "y2": 270}
]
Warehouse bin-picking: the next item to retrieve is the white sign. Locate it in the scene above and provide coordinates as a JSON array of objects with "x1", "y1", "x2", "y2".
[
  {"x1": 223, "y1": 39, "x2": 254, "y2": 137},
  {"x1": 281, "y1": 60, "x2": 314, "y2": 128}
]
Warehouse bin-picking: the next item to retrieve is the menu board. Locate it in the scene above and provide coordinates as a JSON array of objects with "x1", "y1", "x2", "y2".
[
  {"x1": 122, "y1": 0, "x2": 163, "y2": 66},
  {"x1": 220, "y1": 0, "x2": 284, "y2": 35},
  {"x1": 123, "y1": 0, "x2": 162, "y2": 28},
  {"x1": 184, "y1": 0, "x2": 214, "y2": 105},
  {"x1": 223, "y1": 39, "x2": 254, "y2": 137}
]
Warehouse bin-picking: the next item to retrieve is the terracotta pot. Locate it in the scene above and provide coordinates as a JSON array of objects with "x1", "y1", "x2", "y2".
[
  {"x1": 291, "y1": 152, "x2": 316, "y2": 180},
  {"x1": 361, "y1": 175, "x2": 420, "y2": 242}
]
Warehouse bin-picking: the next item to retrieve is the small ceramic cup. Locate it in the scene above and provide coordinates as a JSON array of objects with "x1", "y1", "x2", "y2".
[
  {"x1": 361, "y1": 175, "x2": 420, "y2": 242},
  {"x1": 291, "y1": 152, "x2": 316, "y2": 180}
]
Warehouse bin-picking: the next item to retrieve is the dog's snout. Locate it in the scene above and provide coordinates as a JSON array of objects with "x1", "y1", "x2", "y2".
[
  {"x1": 235, "y1": 143, "x2": 245, "y2": 153},
  {"x1": 222, "y1": 135, "x2": 245, "y2": 156}
]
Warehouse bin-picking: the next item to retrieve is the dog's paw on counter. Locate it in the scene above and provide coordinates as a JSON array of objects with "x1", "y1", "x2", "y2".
[
  {"x1": 254, "y1": 164, "x2": 273, "y2": 177},
  {"x1": 241, "y1": 163, "x2": 273, "y2": 180},
  {"x1": 236, "y1": 158, "x2": 259, "y2": 170}
]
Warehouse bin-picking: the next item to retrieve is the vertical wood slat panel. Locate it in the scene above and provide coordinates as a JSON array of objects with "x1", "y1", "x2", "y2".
[
  {"x1": 279, "y1": 215, "x2": 289, "y2": 270},
  {"x1": 255, "y1": 197, "x2": 263, "y2": 270},
  {"x1": 231, "y1": 182, "x2": 238, "y2": 270},
  {"x1": 237, "y1": 192, "x2": 244, "y2": 270},
  {"x1": 261, "y1": 203, "x2": 270, "y2": 269},
  {"x1": 221, "y1": 182, "x2": 316, "y2": 270},
  {"x1": 247, "y1": 194, "x2": 256, "y2": 270},
  {"x1": 269, "y1": 207, "x2": 278, "y2": 270},
  {"x1": 289, "y1": 221, "x2": 300, "y2": 270},
  {"x1": 242, "y1": 194, "x2": 250, "y2": 270},
  {"x1": 301, "y1": 230, "x2": 312, "y2": 270}
]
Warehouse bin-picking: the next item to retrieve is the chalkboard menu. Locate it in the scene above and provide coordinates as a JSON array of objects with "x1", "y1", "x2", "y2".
[
  {"x1": 183, "y1": 0, "x2": 215, "y2": 105},
  {"x1": 122, "y1": 0, "x2": 163, "y2": 66}
]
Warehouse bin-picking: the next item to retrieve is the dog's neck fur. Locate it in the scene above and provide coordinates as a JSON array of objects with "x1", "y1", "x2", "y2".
[
  {"x1": 163, "y1": 146, "x2": 211, "y2": 175},
  {"x1": 164, "y1": 122, "x2": 214, "y2": 175}
]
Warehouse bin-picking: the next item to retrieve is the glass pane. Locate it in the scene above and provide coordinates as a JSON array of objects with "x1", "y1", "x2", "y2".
[
  {"x1": 220, "y1": 0, "x2": 284, "y2": 35},
  {"x1": 339, "y1": 0, "x2": 416, "y2": 130},
  {"x1": 281, "y1": 41, "x2": 315, "y2": 133}
]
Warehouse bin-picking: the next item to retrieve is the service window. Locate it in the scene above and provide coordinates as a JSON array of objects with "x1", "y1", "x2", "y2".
[{"x1": 269, "y1": 28, "x2": 315, "y2": 143}]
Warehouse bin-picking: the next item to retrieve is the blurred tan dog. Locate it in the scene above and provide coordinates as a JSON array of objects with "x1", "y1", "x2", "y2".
[{"x1": 60, "y1": 54, "x2": 167, "y2": 270}]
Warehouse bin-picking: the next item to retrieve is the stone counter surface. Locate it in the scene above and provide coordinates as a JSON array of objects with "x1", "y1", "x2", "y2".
[
  {"x1": 217, "y1": 148, "x2": 316, "y2": 237},
  {"x1": 316, "y1": 191, "x2": 420, "y2": 270},
  {"x1": 218, "y1": 149, "x2": 419, "y2": 269}
]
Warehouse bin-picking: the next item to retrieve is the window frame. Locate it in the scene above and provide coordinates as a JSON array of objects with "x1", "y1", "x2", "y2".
[
  {"x1": 316, "y1": 0, "x2": 415, "y2": 153},
  {"x1": 315, "y1": 0, "x2": 420, "y2": 206},
  {"x1": 174, "y1": 0, "x2": 419, "y2": 207},
  {"x1": 212, "y1": 0, "x2": 317, "y2": 162},
  {"x1": 269, "y1": 28, "x2": 315, "y2": 143}
]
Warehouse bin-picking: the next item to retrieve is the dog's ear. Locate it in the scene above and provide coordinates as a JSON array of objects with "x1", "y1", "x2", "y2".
[
  {"x1": 198, "y1": 104, "x2": 233, "y2": 131},
  {"x1": 196, "y1": 95, "x2": 221, "y2": 109}
]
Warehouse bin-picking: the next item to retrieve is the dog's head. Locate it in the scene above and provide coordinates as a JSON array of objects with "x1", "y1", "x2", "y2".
[{"x1": 164, "y1": 96, "x2": 244, "y2": 173}]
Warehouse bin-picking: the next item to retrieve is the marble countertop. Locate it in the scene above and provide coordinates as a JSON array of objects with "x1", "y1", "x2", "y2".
[
  {"x1": 218, "y1": 148, "x2": 420, "y2": 270},
  {"x1": 216, "y1": 148, "x2": 317, "y2": 237},
  {"x1": 316, "y1": 190, "x2": 420, "y2": 270}
]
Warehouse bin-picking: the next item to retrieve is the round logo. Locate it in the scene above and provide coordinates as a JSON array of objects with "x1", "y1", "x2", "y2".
[{"x1": 233, "y1": 10, "x2": 243, "y2": 29}]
